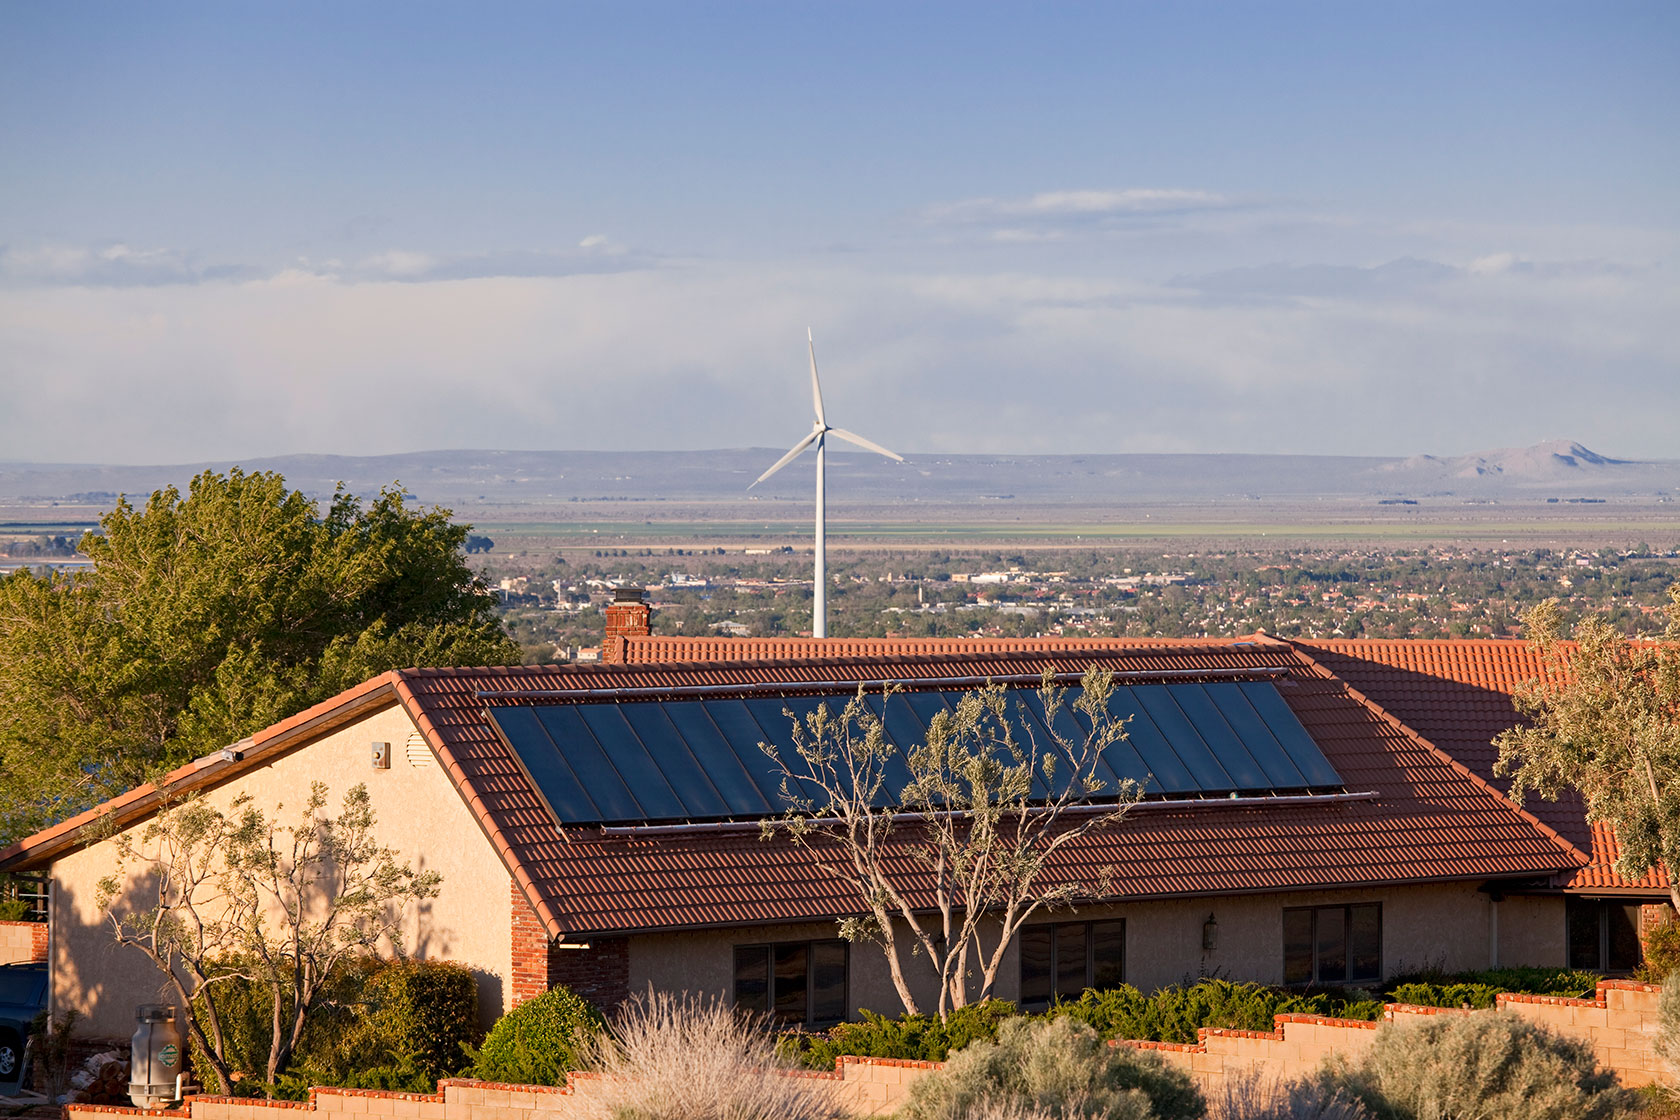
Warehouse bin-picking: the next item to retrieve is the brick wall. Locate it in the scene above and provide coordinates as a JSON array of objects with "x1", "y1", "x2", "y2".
[
  {"x1": 509, "y1": 882, "x2": 550, "y2": 1007},
  {"x1": 1116, "y1": 980, "x2": 1671, "y2": 1092},
  {"x1": 62, "y1": 1062, "x2": 931, "y2": 1120},
  {"x1": 0, "y1": 919, "x2": 46, "y2": 964},
  {"x1": 509, "y1": 882, "x2": 630, "y2": 1012},
  {"x1": 601, "y1": 591, "x2": 651, "y2": 664}
]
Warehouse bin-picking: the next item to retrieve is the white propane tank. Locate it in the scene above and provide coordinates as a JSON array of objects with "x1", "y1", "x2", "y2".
[{"x1": 129, "y1": 1004, "x2": 184, "y2": 1109}]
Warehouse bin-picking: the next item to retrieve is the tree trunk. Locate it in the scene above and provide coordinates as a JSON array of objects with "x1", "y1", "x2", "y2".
[{"x1": 878, "y1": 919, "x2": 921, "y2": 1016}]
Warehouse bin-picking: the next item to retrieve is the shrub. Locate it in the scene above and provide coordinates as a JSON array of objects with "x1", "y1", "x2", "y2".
[
  {"x1": 1208, "y1": 1071, "x2": 1371, "y2": 1120},
  {"x1": 788, "y1": 1001, "x2": 1018, "y2": 1069},
  {"x1": 1642, "y1": 914, "x2": 1680, "y2": 983},
  {"x1": 1382, "y1": 966, "x2": 1599, "y2": 1002},
  {"x1": 1051, "y1": 980, "x2": 1380, "y2": 1044},
  {"x1": 357, "y1": 960, "x2": 478, "y2": 1079},
  {"x1": 1657, "y1": 971, "x2": 1680, "y2": 1076},
  {"x1": 586, "y1": 990, "x2": 847, "y2": 1120},
  {"x1": 1342, "y1": 1012, "x2": 1636, "y2": 1120},
  {"x1": 467, "y1": 984, "x2": 604, "y2": 1087},
  {"x1": 1385, "y1": 982, "x2": 1502, "y2": 1010},
  {"x1": 0, "y1": 898, "x2": 32, "y2": 921},
  {"x1": 898, "y1": 1016, "x2": 1203, "y2": 1120},
  {"x1": 189, "y1": 957, "x2": 477, "y2": 1095}
]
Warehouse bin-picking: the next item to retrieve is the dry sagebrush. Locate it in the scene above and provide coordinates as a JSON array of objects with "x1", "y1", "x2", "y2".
[
  {"x1": 1207, "y1": 1070, "x2": 1371, "y2": 1120},
  {"x1": 898, "y1": 1016, "x2": 1203, "y2": 1120},
  {"x1": 581, "y1": 991, "x2": 849, "y2": 1120}
]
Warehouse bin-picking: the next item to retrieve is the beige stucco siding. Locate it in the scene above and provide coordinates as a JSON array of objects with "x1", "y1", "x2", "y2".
[
  {"x1": 49, "y1": 702, "x2": 516, "y2": 1038},
  {"x1": 629, "y1": 881, "x2": 1560, "y2": 1020}
]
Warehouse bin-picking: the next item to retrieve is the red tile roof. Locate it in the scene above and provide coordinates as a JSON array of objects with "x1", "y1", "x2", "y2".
[
  {"x1": 626, "y1": 634, "x2": 1664, "y2": 900},
  {"x1": 389, "y1": 646, "x2": 1578, "y2": 936},
  {"x1": 1288, "y1": 638, "x2": 1658, "y2": 894},
  {"x1": 0, "y1": 643, "x2": 1598, "y2": 937}
]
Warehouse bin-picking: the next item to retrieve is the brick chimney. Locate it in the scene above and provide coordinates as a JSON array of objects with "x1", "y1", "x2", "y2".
[{"x1": 602, "y1": 586, "x2": 652, "y2": 663}]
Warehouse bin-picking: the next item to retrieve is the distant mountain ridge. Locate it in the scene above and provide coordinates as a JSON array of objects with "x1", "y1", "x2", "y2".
[
  {"x1": 1385, "y1": 440, "x2": 1631, "y2": 481},
  {"x1": 0, "y1": 441, "x2": 1674, "y2": 511}
]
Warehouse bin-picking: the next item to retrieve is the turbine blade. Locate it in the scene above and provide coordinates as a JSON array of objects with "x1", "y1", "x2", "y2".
[
  {"x1": 808, "y1": 328, "x2": 827, "y2": 426},
  {"x1": 750, "y1": 430, "x2": 821, "y2": 487},
  {"x1": 827, "y1": 427, "x2": 904, "y2": 462}
]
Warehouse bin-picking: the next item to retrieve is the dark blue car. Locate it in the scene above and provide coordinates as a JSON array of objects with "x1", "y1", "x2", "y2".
[{"x1": 0, "y1": 962, "x2": 48, "y2": 1095}]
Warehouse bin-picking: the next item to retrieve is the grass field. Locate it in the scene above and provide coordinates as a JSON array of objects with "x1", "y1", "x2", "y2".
[{"x1": 473, "y1": 516, "x2": 1680, "y2": 548}]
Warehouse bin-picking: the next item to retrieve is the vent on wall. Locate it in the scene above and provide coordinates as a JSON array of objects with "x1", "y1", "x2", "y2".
[{"x1": 405, "y1": 732, "x2": 431, "y2": 767}]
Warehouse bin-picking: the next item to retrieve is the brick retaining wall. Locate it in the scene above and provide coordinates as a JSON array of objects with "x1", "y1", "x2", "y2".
[
  {"x1": 0, "y1": 919, "x2": 47, "y2": 964},
  {"x1": 59, "y1": 980, "x2": 1672, "y2": 1118}
]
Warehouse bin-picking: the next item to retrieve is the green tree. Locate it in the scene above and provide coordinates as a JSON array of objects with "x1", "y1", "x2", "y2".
[
  {"x1": 0, "y1": 469, "x2": 517, "y2": 845},
  {"x1": 1496, "y1": 584, "x2": 1680, "y2": 910}
]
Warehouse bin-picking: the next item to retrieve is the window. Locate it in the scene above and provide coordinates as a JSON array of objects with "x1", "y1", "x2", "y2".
[
  {"x1": 1019, "y1": 920, "x2": 1124, "y2": 1007},
  {"x1": 1567, "y1": 899, "x2": 1643, "y2": 973},
  {"x1": 1284, "y1": 904, "x2": 1380, "y2": 985},
  {"x1": 733, "y1": 940, "x2": 847, "y2": 1025}
]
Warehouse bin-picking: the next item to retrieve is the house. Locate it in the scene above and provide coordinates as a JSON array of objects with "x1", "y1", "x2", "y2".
[{"x1": 0, "y1": 596, "x2": 1658, "y2": 1046}]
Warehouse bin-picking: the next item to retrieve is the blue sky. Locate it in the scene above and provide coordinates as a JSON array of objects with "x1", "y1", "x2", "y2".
[{"x1": 2, "y1": 2, "x2": 1676, "y2": 462}]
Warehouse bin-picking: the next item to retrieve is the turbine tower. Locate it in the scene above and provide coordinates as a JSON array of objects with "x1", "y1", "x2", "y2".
[{"x1": 751, "y1": 330, "x2": 903, "y2": 639}]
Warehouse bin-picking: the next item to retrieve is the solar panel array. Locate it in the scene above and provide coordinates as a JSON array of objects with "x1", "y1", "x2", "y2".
[{"x1": 486, "y1": 680, "x2": 1345, "y2": 828}]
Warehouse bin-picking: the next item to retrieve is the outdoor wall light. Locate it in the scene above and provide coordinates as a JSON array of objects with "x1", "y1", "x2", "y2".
[{"x1": 1202, "y1": 913, "x2": 1219, "y2": 951}]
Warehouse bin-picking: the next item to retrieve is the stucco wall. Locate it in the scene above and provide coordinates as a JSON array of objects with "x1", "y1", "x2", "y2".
[
  {"x1": 1495, "y1": 893, "x2": 1567, "y2": 968},
  {"x1": 630, "y1": 880, "x2": 1549, "y2": 1020},
  {"x1": 48, "y1": 702, "x2": 516, "y2": 1037}
]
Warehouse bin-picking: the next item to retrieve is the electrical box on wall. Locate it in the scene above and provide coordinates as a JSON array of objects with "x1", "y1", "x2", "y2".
[{"x1": 371, "y1": 741, "x2": 391, "y2": 769}]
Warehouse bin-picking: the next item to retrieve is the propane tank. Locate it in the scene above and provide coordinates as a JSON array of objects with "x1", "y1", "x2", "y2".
[{"x1": 129, "y1": 1004, "x2": 183, "y2": 1109}]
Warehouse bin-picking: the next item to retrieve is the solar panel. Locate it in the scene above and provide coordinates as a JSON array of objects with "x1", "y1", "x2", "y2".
[{"x1": 487, "y1": 679, "x2": 1346, "y2": 827}]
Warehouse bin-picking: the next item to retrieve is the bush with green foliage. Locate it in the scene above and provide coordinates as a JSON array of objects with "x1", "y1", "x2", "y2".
[
  {"x1": 188, "y1": 957, "x2": 477, "y2": 1097},
  {"x1": 786, "y1": 1001, "x2": 1018, "y2": 1069},
  {"x1": 1050, "y1": 980, "x2": 1382, "y2": 1045},
  {"x1": 1337, "y1": 1012, "x2": 1635, "y2": 1120},
  {"x1": 1641, "y1": 915, "x2": 1680, "y2": 983},
  {"x1": 0, "y1": 898, "x2": 31, "y2": 921},
  {"x1": 899, "y1": 1016, "x2": 1203, "y2": 1120},
  {"x1": 356, "y1": 961, "x2": 478, "y2": 1079},
  {"x1": 466, "y1": 985, "x2": 604, "y2": 1087},
  {"x1": 1382, "y1": 966, "x2": 1599, "y2": 1006}
]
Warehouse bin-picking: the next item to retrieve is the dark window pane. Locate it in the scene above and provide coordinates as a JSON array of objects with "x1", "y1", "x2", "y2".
[
  {"x1": 1020, "y1": 927, "x2": 1053, "y2": 1006},
  {"x1": 811, "y1": 941, "x2": 848, "y2": 1023},
  {"x1": 1091, "y1": 921, "x2": 1125, "y2": 990},
  {"x1": 1316, "y1": 907, "x2": 1347, "y2": 983},
  {"x1": 1055, "y1": 922, "x2": 1088, "y2": 1000},
  {"x1": 1610, "y1": 905, "x2": 1643, "y2": 973},
  {"x1": 1349, "y1": 905, "x2": 1381, "y2": 982},
  {"x1": 774, "y1": 943, "x2": 809, "y2": 1023},
  {"x1": 1283, "y1": 909, "x2": 1315, "y2": 985},
  {"x1": 1568, "y1": 899, "x2": 1602, "y2": 970},
  {"x1": 734, "y1": 946, "x2": 769, "y2": 1014}
]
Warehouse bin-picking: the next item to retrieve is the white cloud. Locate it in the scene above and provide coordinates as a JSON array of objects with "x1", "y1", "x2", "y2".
[
  {"x1": 0, "y1": 244, "x2": 1675, "y2": 462},
  {"x1": 929, "y1": 187, "x2": 1232, "y2": 223}
]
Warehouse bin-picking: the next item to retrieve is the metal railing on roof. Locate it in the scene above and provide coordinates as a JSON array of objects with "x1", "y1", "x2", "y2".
[{"x1": 475, "y1": 664, "x2": 1294, "y2": 703}]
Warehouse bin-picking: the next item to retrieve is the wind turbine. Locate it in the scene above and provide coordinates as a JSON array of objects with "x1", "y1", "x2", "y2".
[{"x1": 751, "y1": 330, "x2": 903, "y2": 639}]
